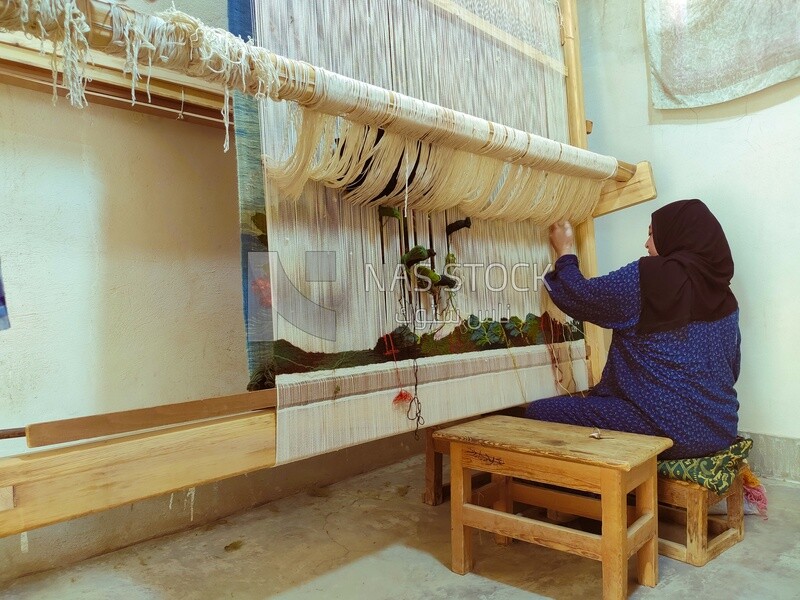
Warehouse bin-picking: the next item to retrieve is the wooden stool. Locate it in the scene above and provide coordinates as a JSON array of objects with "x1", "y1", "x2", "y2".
[
  {"x1": 657, "y1": 474, "x2": 744, "y2": 566},
  {"x1": 434, "y1": 416, "x2": 672, "y2": 600},
  {"x1": 424, "y1": 407, "x2": 525, "y2": 505}
]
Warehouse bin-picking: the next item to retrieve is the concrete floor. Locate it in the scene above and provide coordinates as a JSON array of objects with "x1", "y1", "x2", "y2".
[{"x1": 1, "y1": 455, "x2": 798, "y2": 600}]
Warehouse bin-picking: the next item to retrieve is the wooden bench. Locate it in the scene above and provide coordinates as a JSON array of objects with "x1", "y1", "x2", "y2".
[{"x1": 434, "y1": 416, "x2": 672, "y2": 600}]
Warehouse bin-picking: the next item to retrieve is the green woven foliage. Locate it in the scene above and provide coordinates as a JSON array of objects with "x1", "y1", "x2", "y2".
[{"x1": 657, "y1": 437, "x2": 752, "y2": 495}]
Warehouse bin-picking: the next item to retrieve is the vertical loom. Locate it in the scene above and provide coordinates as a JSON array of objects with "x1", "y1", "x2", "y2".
[
  {"x1": 248, "y1": 0, "x2": 600, "y2": 463},
  {"x1": 0, "y1": 0, "x2": 657, "y2": 537}
]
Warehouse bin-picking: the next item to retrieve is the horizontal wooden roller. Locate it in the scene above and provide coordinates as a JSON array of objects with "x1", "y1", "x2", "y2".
[{"x1": 0, "y1": 0, "x2": 636, "y2": 182}]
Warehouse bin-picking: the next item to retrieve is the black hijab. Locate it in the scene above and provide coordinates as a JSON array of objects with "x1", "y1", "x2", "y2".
[{"x1": 637, "y1": 199, "x2": 738, "y2": 334}]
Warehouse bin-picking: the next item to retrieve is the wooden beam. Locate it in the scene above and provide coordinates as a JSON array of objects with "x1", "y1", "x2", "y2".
[
  {"x1": 25, "y1": 389, "x2": 277, "y2": 448},
  {"x1": 559, "y1": 0, "x2": 588, "y2": 151},
  {"x1": 425, "y1": 0, "x2": 567, "y2": 75},
  {"x1": 594, "y1": 161, "x2": 657, "y2": 218},
  {"x1": 560, "y1": 0, "x2": 608, "y2": 385},
  {"x1": 0, "y1": 30, "x2": 226, "y2": 127},
  {"x1": 0, "y1": 411, "x2": 276, "y2": 537}
]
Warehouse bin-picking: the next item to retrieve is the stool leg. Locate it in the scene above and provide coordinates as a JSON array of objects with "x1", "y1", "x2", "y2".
[
  {"x1": 601, "y1": 470, "x2": 628, "y2": 600},
  {"x1": 635, "y1": 467, "x2": 658, "y2": 587},
  {"x1": 492, "y1": 474, "x2": 513, "y2": 545},
  {"x1": 451, "y1": 444, "x2": 473, "y2": 574},
  {"x1": 686, "y1": 486, "x2": 708, "y2": 566},
  {"x1": 727, "y1": 475, "x2": 744, "y2": 540},
  {"x1": 424, "y1": 428, "x2": 443, "y2": 506}
]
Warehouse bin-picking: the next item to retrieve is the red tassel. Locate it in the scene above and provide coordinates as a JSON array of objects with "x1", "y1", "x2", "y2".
[{"x1": 393, "y1": 389, "x2": 413, "y2": 404}]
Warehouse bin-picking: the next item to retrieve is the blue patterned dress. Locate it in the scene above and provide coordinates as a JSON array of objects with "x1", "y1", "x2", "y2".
[{"x1": 526, "y1": 254, "x2": 740, "y2": 459}]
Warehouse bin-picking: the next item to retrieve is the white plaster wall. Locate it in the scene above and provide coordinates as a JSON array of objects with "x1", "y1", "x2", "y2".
[
  {"x1": 0, "y1": 83, "x2": 247, "y2": 456},
  {"x1": 578, "y1": 1, "x2": 800, "y2": 439}
]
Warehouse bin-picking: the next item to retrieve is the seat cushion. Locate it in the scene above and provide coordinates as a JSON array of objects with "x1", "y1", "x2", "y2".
[{"x1": 657, "y1": 437, "x2": 752, "y2": 494}]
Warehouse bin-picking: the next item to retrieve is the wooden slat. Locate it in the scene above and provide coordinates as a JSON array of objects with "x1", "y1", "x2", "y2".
[
  {"x1": 0, "y1": 30, "x2": 225, "y2": 126},
  {"x1": 594, "y1": 161, "x2": 658, "y2": 218},
  {"x1": 426, "y1": 0, "x2": 567, "y2": 75},
  {"x1": 512, "y1": 481, "x2": 605, "y2": 521},
  {"x1": 705, "y1": 529, "x2": 743, "y2": 563},
  {"x1": 510, "y1": 481, "x2": 642, "y2": 525},
  {"x1": 658, "y1": 538, "x2": 688, "y2": 563},
  {"x1": 626, "y1": 514, "x2": 656, "y2": 558},
  {"x1": 657, "y1": 477, "x2": 697, "y2": 508},
  {"x1": 25, "y1": 389, "x2": 277, "y2": 448},
  {"x1": 462, "y1": 503, "x2": 602, "y2": 561},
  {"x1": 434, "y1": 416, "x2": 672, "y2": 470},
  {"x1": 0, "y1": 411, "x2": 276, "y2": 537},
  {"x1": 460, "y1": 444, "x2": 604, "y2": 493}
]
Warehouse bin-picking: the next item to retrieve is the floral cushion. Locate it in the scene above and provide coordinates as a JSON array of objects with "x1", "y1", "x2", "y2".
[{"x1": 657, "y1": 437, "x2": 752, "y2": 495}]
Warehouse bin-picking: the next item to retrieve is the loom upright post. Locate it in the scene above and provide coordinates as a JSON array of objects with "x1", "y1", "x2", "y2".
[{"x1": 559, "y1": 0, "x2": 607, "y2": 385}]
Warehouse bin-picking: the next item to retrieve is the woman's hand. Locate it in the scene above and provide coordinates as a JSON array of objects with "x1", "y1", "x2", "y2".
[{"x1": 549, "y1": 221, "x2": 575, "y2": 257}]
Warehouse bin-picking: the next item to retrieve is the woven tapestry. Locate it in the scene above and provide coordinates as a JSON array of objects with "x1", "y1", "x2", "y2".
[{"x1": 644, "y1": 0, "x2": 800, "y2": 109}]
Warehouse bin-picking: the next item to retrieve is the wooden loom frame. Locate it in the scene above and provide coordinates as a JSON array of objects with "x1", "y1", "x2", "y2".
[{"x1": 0, "y1": 0, "x2": 657, "y2": 538}]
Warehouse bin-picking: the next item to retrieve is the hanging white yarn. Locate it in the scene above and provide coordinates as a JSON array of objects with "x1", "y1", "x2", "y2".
[
  {"x1": 0, "y1": 1, "x2": 620, "y2": 183},
  {"x1": 266, "y1": 108, "x2": 605, "y2": 224},
  {"x1": 0, "y1": 0, "x2": 90, "y2": 106}
]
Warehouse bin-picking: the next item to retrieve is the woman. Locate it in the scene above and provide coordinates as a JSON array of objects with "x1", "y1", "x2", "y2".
[{"x1": 527, "y1": 199, "x2": 740, "y2": 459}]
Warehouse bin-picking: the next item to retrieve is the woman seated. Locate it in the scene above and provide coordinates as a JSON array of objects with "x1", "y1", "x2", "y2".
[{"x1": 528, "y1": 199, "x2": 740, "y2": 459}]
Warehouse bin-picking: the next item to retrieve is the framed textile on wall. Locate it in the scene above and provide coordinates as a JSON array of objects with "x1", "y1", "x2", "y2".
[{"x1": 645, "y1": 0, "x2": 800, "y2": 109}]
